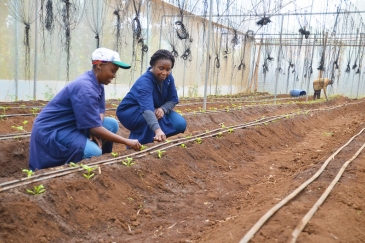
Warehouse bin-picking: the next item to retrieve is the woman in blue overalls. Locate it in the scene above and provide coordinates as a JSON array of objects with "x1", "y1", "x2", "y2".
[
  {"x1": 116, "y1": 49, "x2": 186, "y2": 144},
  {"x1": 29, "y1": 48, "x2": 141, "y2": 170}
]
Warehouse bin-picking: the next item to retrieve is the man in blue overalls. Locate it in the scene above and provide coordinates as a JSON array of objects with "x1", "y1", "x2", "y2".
[{"x1": 29, "y1": 48, "x2": 141, "y2": 170}]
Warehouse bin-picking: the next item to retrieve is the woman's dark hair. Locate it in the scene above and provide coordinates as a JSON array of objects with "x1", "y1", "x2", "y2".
[{"x1": 150, "y1": 49, "x2": 175, "y2": 68}]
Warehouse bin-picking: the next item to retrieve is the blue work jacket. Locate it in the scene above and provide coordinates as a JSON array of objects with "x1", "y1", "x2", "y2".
[
  {"x1": 29, "y1": 70, "x2": 105, "y2": 170},
  {"x1": 117, "y1": 67, "x2": 179, "y2": 144}
]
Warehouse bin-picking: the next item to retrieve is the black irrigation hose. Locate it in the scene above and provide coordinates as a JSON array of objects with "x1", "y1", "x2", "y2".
[
  {"x1": 0, "y1": 102, "x2": 356, "y2": 192},
  {"x1": 175, "y1": 20, "x2": 189, "y2": 40},
  {"x1": 240, "y1": 126, "x2": 365, "y2": 243}
]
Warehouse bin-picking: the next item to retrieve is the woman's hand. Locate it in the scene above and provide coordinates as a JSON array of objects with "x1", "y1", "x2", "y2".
[
  {"x1": 154, "y1": 108, "x2": 165, "y2": 120},
  {"x1": 125, "y1": 139, "x2": 142, "y2": 151},
  {"x1": 90, "y1": 134, "x2": 102, "y2": 148},
  {"x1": 154, "y1": 128, "x2": 166, "y2": 142}
]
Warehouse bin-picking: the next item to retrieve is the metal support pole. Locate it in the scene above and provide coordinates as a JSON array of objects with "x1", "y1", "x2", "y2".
[
  {"x1": 356, "y1": 34, "x2": 364, "y2": 99},
  {"x1": 306, "y1": 35, "x2": 316, "y2": 101},
  {"x1": 203, "y1": 0, "x2": 213, "y2": 111},
  {"x1": 146, "y1": 0, "x2": 151, "y2": 70},
  {"x1": 96, "y1": 0, "x2": 101, "y2": 48},
  {"x1": 33, "y1": 0, "x2": 39, "y2": 100},
  {"x1": 15, "y1": 0, "x2": 19, "y2": 101},
  {"x1": 182, "y1": 59, "x2": 186, "y2": 97},
  {"x1": 158, "y1": 15, "x2": 164, "y2": 49},
  {"x1": 274, "y1": 15, "x2": 284, "y2": 104}
]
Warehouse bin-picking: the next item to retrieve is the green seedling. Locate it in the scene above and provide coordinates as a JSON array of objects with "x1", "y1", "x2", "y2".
[
  {"x1": 323, "y1": 132, "x2": 333, "y2": 136},
  {"x1": 156, "y1": 150, "x2": 166, "y2": 159},
  {"x1": 22, "y1": 120, "x2": 28, "y2": 125},
  {"x1": 205, "y1": 130, "x2": 209, "y2": 133},
  {"x1": 176, "y1": 110, "x2": 182, "y2": 114},
  {"x1": 11, "y1": 125, "x2": 25, "y2": 132},
  {"x1": 69, "y1": 162, "x2": 80, "y2": 168},
  {"x1": 22, "y1": 169, "x2": 34, "y2": 178},
  {"x1": 216, "y1": 132, "x2": 223, "y2": 138},
  {"x1": 185, "y1": 134, "x2": 192, "y2": 138},
  {"x1": 305, "y1": 110, "x2": 309, "y2": 115},
  {"x1": 264, "y1": 122, "x2": 268, "y2": 126},
  {"x1": 31, "y1": 108, "x2": 40, "y2": 116},
  {"x1": 228, "y1": 128, "x2": 234, "y2": 133},
  {"x1": 220, "y1": 123, "x2": 226, "y2": 128},
  {"x1": 140, "y1": 145, "x2": 148, "y2": 151},
  {"x1": 111, "y1": 152, "x2": 119, "y2": 157},
  {"x1": 195, "y1": 138, "x2": 202, "y2": 144},
  {"x1": 26, "y1": 184, "x2": 46, "y2": 195},
  {"x1": 81, "y1": 164, "x2": 97, "y2": 180},
  {"x1": 180, "y1": 143, "x2": 186, "y2": 148},
  {"x1": 0, "y1": 106, "x2": 9, "y2": 115},
  {"x1": 122, "y1": 157, "x2": 135, "y2": 167}
]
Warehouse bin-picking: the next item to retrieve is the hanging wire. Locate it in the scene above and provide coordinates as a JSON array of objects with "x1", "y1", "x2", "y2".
[
  {"x1": 0, "y1": 0, "x2": 37, "y2": 81},
  {"x1": 105, "y1": 0, "x2": 131, "y2": 53},
  {"x1": 54, "y1": 0, "x2": 86, "y2": 81},
  {"x1": 39, "y1": 0, "x2": 55, "y2": 54},
  {"x1": 83, "y1": 1, "x2": 109, "y2": 49}
]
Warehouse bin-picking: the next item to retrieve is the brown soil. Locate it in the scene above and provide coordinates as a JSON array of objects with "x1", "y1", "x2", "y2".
[{"x1": 1, "y1": 94, "x2": 365, "y2": 243}]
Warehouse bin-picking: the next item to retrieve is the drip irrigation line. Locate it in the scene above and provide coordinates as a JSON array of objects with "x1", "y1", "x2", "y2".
[
  {"x1": 0, "y1": 113, "x2": 295, "y2": 193},
  {"x1": 290, "y1": 139, "x2": 365, "y2": 242},
  {"x1": 0, "y1": 102, "x2": 357, "y2": 193},
  {"x1": 239, "y1": 127, "x2": 365, "y2": 243},
  {"x1": 0, "y1": 95, "x2": 327, "y2": 121}
]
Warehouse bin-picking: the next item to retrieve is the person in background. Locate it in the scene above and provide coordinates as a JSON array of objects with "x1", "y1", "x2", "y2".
[
  {"x1": 29, "y1": 47, "x2": 141, "y2": 170},
  {"x1": 116, "y1": 49, "x2": 186, "y2": 145}
]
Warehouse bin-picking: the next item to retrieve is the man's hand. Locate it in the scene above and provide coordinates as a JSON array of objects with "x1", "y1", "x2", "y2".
[
  {"x1": 125, "y1": 139, "x2": 142, "y2": 151},
  {"x1": 154, "y1": 108, "x2": 165, "y2": 120},
  {"x1": 154, "y1": 128, "x2": 166, "y2": 142}
]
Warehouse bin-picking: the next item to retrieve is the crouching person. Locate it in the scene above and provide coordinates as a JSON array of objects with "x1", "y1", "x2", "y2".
[
  {"x1": 29, "y1": 48, "x2": 141, "y2": 170},
  {"x1": 313, "y1": 78, "x2": 333, "y2": 101},
  {"x1": 116, "y1": 49, "x2": 186, "y2": 145}
]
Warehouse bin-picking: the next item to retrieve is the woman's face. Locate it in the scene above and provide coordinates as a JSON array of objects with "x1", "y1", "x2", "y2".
[
  {"x1": 151, "y1": 59, "x2": 172, "y2": 81},
  {"x1": 96, "y1": 62, "x2": 119, "y2": 85}
]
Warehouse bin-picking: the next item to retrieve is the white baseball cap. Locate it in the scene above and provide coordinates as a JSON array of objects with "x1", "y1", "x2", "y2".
[{"x1": 91, "y1": 47, "x2": 131, "y2": 69}]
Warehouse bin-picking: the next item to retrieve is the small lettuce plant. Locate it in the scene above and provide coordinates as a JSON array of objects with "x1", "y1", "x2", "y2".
[
  {"x1": 81, "y1": 164, "x2": 97, "y2": 180},
  {"x1": 156, "y1": 150, "x2": 166, "y2": 158},
  {"x1": 22, "y1": 169, "x2": 34, "y2": 178},
  {"x1": 122, "y1": 157, "x2": 135, "y2": 167},
  {"x1": 26, "y1": 184, "x2": 46, "y2": 195},
  {"x1": 69, "y1": 162, "x2": 80, "y2": 168},
  {"x1": 195, "y1": 138, "x2": 202, "y2": 144},
  {"x1": 111, "y1": 152, "x2": 118, "y2": 158},
  {"x1": 11, "y1": 125, "x2": 24, "y2": 132}
]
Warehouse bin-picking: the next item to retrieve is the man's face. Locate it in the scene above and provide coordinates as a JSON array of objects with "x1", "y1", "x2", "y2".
[{"x1": 97, "y1": 62, "x2": 119, "y2": 85}]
